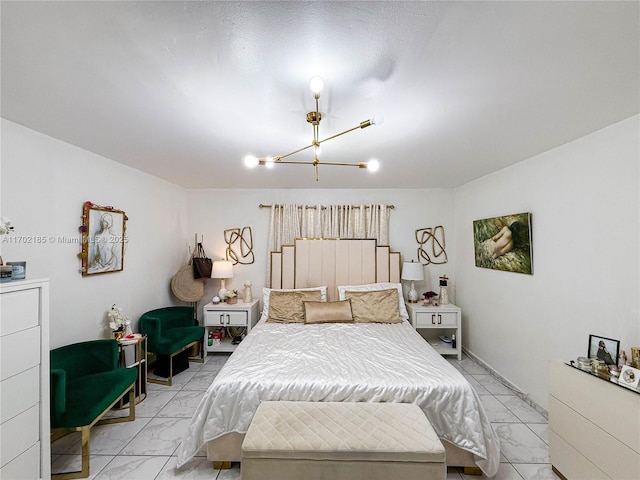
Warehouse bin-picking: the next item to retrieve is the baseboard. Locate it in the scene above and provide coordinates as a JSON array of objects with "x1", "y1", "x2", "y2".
[{"x1": 461, "y1": 346, "x2": 548, "y2": 419}]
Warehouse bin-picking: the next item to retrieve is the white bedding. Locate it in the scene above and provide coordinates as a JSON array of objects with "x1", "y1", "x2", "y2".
[{"x1": 177, "y1": 318, "x2": 500, "y2": 476}]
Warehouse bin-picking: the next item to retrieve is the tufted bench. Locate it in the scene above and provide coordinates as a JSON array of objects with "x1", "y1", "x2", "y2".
[{"x1": 241, "y1": 401, "x2": 446, "y2": 480}]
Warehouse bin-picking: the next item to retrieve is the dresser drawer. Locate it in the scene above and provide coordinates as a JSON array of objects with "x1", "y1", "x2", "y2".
[
  {"x1": 205, "y1": 310, "x2": 248, "y2": 327},
  {"x1": 0, "y1": 288, "x2": 39, "y2": 336},
  {"x1": 0, "y1": 366, "x2": 39, "y2": 423},
  {"x1": 0, "y1": 327, "x2": 40, "y2": 381},
  {"x1": 415, "y1": 311, "x2": 458, "y2": 328},
  {"x1": 0, "y1": 404, "x2": 39, "y2": 468},
  {"x1": 0, "y1": 442, "x2": 40, "y2": 480}
]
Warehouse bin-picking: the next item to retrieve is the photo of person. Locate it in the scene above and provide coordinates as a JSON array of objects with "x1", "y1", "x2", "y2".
[{"x1": 588, "y1": 335, "x2": 620, "y2": 367}]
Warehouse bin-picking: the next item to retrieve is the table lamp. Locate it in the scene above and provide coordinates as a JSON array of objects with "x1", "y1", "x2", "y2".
[
  {"x1": 401, "y1": 261, "x2": 424, "y2": 303},
  {"x1": 211, "y1": 260, "x2": 233, "y2": 300}
]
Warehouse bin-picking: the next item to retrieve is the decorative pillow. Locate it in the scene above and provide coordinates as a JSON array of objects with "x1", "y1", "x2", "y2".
[
  {"x1": 337, "y1": 283, "x2": 408, "y2": 320},
  {"x1": 266, "y1": 290, "x2": 323, "y2": 323},
  {"x1": 262, "y1": 286, "x2": 327, "y2": 317},
  {"x1": 344, "y1": 288, "x2": 403, "y2": 323},
  {"x1": 304, "y1": 300, "x2": 353, "y2": 324}
]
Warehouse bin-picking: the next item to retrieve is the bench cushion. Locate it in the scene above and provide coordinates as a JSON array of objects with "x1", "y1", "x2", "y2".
[{"x1": 242, "y1": 401, "x2": 445, "y2": 463}]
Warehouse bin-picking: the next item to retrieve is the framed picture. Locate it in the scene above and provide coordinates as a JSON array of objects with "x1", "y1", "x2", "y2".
[
  {"x1": 80, "y1": 201, "x2": 128, "y2": 276},
  {"x1": 619, "y1": 365, "x2": 640, "y2": 389},
  {"x1": 588, "y1": 334, "x2": 620, "y2": 366},
  {"x1": 473, "y1": 212, "x2": 532, "y2": 274}
]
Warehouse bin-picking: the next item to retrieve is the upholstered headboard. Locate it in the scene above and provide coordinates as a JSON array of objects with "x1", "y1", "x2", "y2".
[{"x1": 270, "y1": 239, "x2": 401, "y2": 301}]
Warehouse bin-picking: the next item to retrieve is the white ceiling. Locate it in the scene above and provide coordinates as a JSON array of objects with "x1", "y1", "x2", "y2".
[{"x1": 2, "y1": 1, "x2": 638, "y2": 189}]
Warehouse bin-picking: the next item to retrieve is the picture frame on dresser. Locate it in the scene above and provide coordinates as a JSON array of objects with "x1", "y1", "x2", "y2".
[
  {"x1": 619, "y1": 365, "x2": 640, "y2": 389},
  {"x1": 587, "y1": 334, "x2": 619, "y2": 366}
]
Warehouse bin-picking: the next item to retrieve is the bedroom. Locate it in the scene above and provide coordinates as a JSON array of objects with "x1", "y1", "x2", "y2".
[{"x1": 1, "y1": 1, "x2": 638, "y2": 479}]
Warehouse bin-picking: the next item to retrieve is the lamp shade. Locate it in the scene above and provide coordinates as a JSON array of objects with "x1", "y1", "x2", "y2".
[
  {"x1": 211, "y1": 260, "x2": 233, "y2": 279},
  {"x1": 401, "y1": 262, "x2": 424, "y2": 281}
]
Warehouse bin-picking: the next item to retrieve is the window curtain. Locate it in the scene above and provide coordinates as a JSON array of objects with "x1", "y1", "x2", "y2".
[{"x1": 267, "y1": 204, "x2": 390, "y2": 282}]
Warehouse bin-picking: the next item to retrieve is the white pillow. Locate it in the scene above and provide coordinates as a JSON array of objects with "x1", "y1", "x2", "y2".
[
  {"x1": 262, "y1": 286, "x2": 327, "y2": 317},
  {"x1": 337, "y1": 282, "x2": 408, "y2": 320}
]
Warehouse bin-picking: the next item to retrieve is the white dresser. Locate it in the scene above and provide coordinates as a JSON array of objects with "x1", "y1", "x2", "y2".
[
  {"x1": 549, "y1": 360, "x2": 640, "y2": 480},
  {"x1": 0, "y1": 278, "x2": 50, "y2": 479}
]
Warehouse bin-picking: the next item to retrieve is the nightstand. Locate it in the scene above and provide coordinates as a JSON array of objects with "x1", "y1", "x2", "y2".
[
  {"x1": 405, "y1": 302, "x2": 462, "y2": 360},
  {"x1": 115, "y1": 335, "x2": 147, "y2": 408},
  {"x1": 203, "y1": 299, "x2": 260, "y2": 353}
]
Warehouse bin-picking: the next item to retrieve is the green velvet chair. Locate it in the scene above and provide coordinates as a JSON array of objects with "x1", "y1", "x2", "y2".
[
  {"x1": 139, "y1": 306, "x2": 204, "y2": 386},
  {"x1": 50, "y1": 339, "x2": 137, "y2": 479}
]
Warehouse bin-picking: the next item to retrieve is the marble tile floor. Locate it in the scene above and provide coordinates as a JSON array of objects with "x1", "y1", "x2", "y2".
[{"x1": 51, "y1": 353, "x2": 561, "y2": 480}]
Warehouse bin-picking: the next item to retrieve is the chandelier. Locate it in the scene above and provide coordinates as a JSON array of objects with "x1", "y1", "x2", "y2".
[{"x1": 243, "y1": 77, "x2": 383, "y2": 181}]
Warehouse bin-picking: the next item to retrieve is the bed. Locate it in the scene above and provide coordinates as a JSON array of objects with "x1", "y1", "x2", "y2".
[{"x1": 176, "y1": 239, "x2": 500, "y2": 476}]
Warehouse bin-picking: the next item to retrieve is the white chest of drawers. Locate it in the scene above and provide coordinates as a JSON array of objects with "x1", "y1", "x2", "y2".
[
  {"x1": 0, "y1": 278, "x2": 50, "y2": 479},
  {"x1": 549, "y1": 360, "x2": 640, "y2": 479}
]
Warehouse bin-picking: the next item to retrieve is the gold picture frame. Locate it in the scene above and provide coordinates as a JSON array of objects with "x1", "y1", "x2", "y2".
[{"x1": 80, "y1": 201, "x2": 128, "y2": 276}]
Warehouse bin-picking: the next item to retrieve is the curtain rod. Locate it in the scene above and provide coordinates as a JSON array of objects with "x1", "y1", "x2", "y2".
[{"x1": 259, "y1": 204, "x2": 395, "y2": 210}]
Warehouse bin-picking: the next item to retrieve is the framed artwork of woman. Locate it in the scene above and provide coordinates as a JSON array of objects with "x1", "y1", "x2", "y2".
[{"x1": 80, "y1": 201, "x2": 128, "y2": 276}]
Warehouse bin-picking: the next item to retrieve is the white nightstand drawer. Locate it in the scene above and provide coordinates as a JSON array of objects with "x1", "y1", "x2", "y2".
[
  {"x1": 205, "y1": 310, "x2": 248, "y2": 327},
  {"x1": 415, "y1": 311, "x2": 458, "y2": 327}
]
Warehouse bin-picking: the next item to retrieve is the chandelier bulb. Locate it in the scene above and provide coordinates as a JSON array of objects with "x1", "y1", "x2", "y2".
[
  {"x1": 371, "y1": 115, "x2": 385, "y2": 126},
  {"x1": 367, "y1": 159, "x2": 380, "y2": 172},
  {"x1": 244, "y1": 155, "x2": 259, "y2": 168},
  {"x1": 264, "y1": 157, "x2": 275, "y2": 168},
  {"x1": 309, "y1": 76, "x2": 324, "y2": 96}
]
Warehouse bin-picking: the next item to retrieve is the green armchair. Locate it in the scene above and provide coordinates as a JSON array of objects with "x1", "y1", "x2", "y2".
[
  {"x1": 139, "y1": 306, "x2": 204, "y2": 386},
  {"x1": 50, "y1": 339, "x2": 137, "y2": 479}
]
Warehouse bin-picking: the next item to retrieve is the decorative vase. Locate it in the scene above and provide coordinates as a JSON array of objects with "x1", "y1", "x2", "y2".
[{"x1": 226, "y1": 297, "x2": 238, "y2": 305}]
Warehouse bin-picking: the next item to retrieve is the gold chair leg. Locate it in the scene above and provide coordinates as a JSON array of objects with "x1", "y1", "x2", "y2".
[{"x1": 50, "y1": 426, "x2": 91, "y2": 480}]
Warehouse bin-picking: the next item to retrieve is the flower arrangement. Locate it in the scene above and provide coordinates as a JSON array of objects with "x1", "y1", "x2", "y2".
[
  {"x1": 225, "y1": 289, "x2": 239, "y2": 299},
  {"x1": 107, "y1": 304, "x2": 131, "y2": 332},
  {"x1": 0, "y1": 217, "x2": 14, "y2": 235}
]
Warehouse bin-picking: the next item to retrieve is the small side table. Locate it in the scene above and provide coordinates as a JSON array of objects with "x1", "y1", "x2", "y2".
[
  {"x1": 115, "y1": 335, "x2": 147, "y2": 408},
  {"x1": 405, "y1": 302, "x2": 462, "y2": 360}
]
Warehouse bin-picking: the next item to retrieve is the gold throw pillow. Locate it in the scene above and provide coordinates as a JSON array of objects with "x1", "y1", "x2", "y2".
[
  {"x1": 267, "y1": 290, "x2": 323, "y2": 323},
  {"x1": 345, "y1": 288, "x2": 403, "y2": 323}
]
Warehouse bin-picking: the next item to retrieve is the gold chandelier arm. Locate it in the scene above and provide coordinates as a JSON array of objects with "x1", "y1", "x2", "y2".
[{"x1": 317, "y1": 119, "x2": 373, "y2": 145}]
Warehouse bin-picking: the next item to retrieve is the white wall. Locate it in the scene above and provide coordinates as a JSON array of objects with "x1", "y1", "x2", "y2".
[
  {"x1": 454, "y1": 115, "x2": 640, "y2": 409},
  {"x1": 0, "y1": 120, "x2": 189, "y2": 348},
  {"x1": 187, "y1": 188, "x2": 456, "y2": 311}
]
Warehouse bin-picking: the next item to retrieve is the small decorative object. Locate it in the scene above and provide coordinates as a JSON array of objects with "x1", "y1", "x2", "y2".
[
  {"x1": 619, "y1": 365, "x2": 640, "y2": 389},
  {"x1": 0, "y1": 265, "x2": 12, "y2": 283},
  {"x1": 212, "y1": 295, "x2": 221, "y2": 304},
  {"x1": 473, "y1": 212, "x2": 532, "y2": 275},
  {"x1": 401, "y1": 261, "x2": 424, "y2": 303},
  {"x1": 107, "y1": 304, "x2": 131, "y2": 339},
  {"x1": 80, "y1": 201, "x2": 128, "y2": 276},
  {"x1": 423, "y1": 291, "x2": 438, "y2": 306},
  {"x1": 416, "y1": 226, "x2": 448, "y2": 265},
  {"x1": 619, "y1": 350, "x2": 628, "y2": 368},
  {"x1": 0, "y1": 216, "x2": 15, "y2": 235},
  {"x1": 631, "y1": 347, "x2": 640, "y2": 368},
  {"x1": 225, "y1": 227, "x2": 255, "y2": 265},
  {"x1": 576, "y1": 356, "x2": 591, "y2": 370},
  {"x1": 588, "y1": 334, "x2": 620, "y2": 366},
  {"x1": 7, "y1": 261, "x2": 26, "y2": 280},
  {"x1": 438, "y1": 275, "x2": 449, "y2": 305},
  {"x1": 225, "y1": 289, "x2": 239, "y2": 304},
  {"x1": 243, "y1": 280, "x2": 253, "y2": 303}
]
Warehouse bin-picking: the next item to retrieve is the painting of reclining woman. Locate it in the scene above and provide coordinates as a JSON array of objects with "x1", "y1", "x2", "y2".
[{"x1": 473, "y1": 212, "x2": 532, "y2": 275}]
